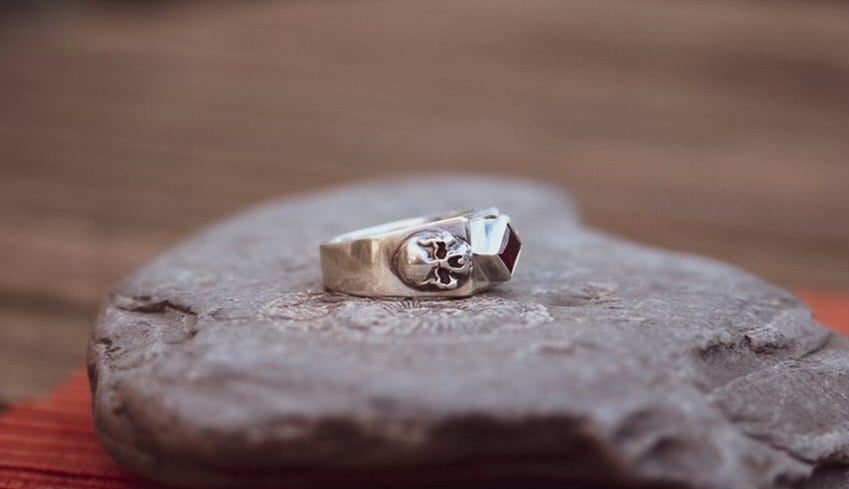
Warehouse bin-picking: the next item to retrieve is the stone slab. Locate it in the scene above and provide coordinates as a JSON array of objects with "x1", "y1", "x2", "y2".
[{"x1": 88, "y1": 176, "x2": 849, "y2": 489}]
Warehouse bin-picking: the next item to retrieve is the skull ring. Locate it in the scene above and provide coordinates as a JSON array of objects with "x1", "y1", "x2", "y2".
[{"x1": 320, "y1": 208, "x2": 522, "y2": 298}]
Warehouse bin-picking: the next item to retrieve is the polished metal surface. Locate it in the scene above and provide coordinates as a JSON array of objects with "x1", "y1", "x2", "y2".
[{"x1": 320, "y1": 208, "x2": 522, "y2": 298}]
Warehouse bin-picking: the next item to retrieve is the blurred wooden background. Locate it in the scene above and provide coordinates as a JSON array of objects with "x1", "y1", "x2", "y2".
[{"x1": 1, "y1": 1, "x2": 847, "y2": 406}]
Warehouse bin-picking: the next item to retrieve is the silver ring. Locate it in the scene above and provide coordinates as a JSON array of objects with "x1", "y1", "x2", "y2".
[{"x1": 320, "y1": 208, "x2": 522, "y2": 298}]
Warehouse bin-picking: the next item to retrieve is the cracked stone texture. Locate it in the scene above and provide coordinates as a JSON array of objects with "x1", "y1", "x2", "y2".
[{"x1": 87, "y1": 177, "x2": 849, "y2": 489}]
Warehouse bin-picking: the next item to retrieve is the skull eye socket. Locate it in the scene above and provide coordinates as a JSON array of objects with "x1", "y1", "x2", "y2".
[
  {"x1": 447, "y1": 256, "x2": 464, "y2": 268},
  {"x1": 433, "y1": 241, "x2": 447, "y2": 260},
  {"x1": 436, "y1": 268, "x2": 452, "y2": 285}
]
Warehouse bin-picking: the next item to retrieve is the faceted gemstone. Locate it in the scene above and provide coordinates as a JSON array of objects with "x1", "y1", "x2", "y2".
[
  {"x1": 468, "y1": 214, "x2": 522, "y2": 282},
  {"x1": 498, "y1": 224, "x2": 521, "y2": 273}
]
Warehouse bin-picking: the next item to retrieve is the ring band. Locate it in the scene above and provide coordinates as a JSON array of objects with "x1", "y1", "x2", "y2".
[{"x1": 320, "y1": 208, "x2": 522, "y2": 298}]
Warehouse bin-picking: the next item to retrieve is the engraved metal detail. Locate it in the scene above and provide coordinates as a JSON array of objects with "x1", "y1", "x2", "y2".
[{"x1": 393, "y1": 230, "x2": 472, "y2": 291}]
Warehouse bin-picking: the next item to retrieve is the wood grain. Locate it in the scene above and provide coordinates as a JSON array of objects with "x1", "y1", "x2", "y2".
[{"x1": 0, "y1": 0, "x2": 847, "y2": 404}]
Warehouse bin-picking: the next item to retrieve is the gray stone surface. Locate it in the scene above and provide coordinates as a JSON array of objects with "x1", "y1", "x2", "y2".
[{"x1": 88, "y1": 176, "x2": 849, "y2": 489}]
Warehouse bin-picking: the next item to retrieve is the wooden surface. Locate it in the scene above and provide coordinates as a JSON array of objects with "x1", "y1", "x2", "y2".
[{"x1": 0, "y1": 1, "x2": 847, "y2": 405}]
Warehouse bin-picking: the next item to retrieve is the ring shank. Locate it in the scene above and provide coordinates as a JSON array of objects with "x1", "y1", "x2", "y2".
[{"x1": 325, "y1": 209, "x2": 474, "y2": 244}]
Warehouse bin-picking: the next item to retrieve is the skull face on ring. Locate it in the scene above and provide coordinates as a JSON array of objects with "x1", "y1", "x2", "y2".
[{"x1": 394, "y1": 230, "x2": 472, "y2": 290}]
